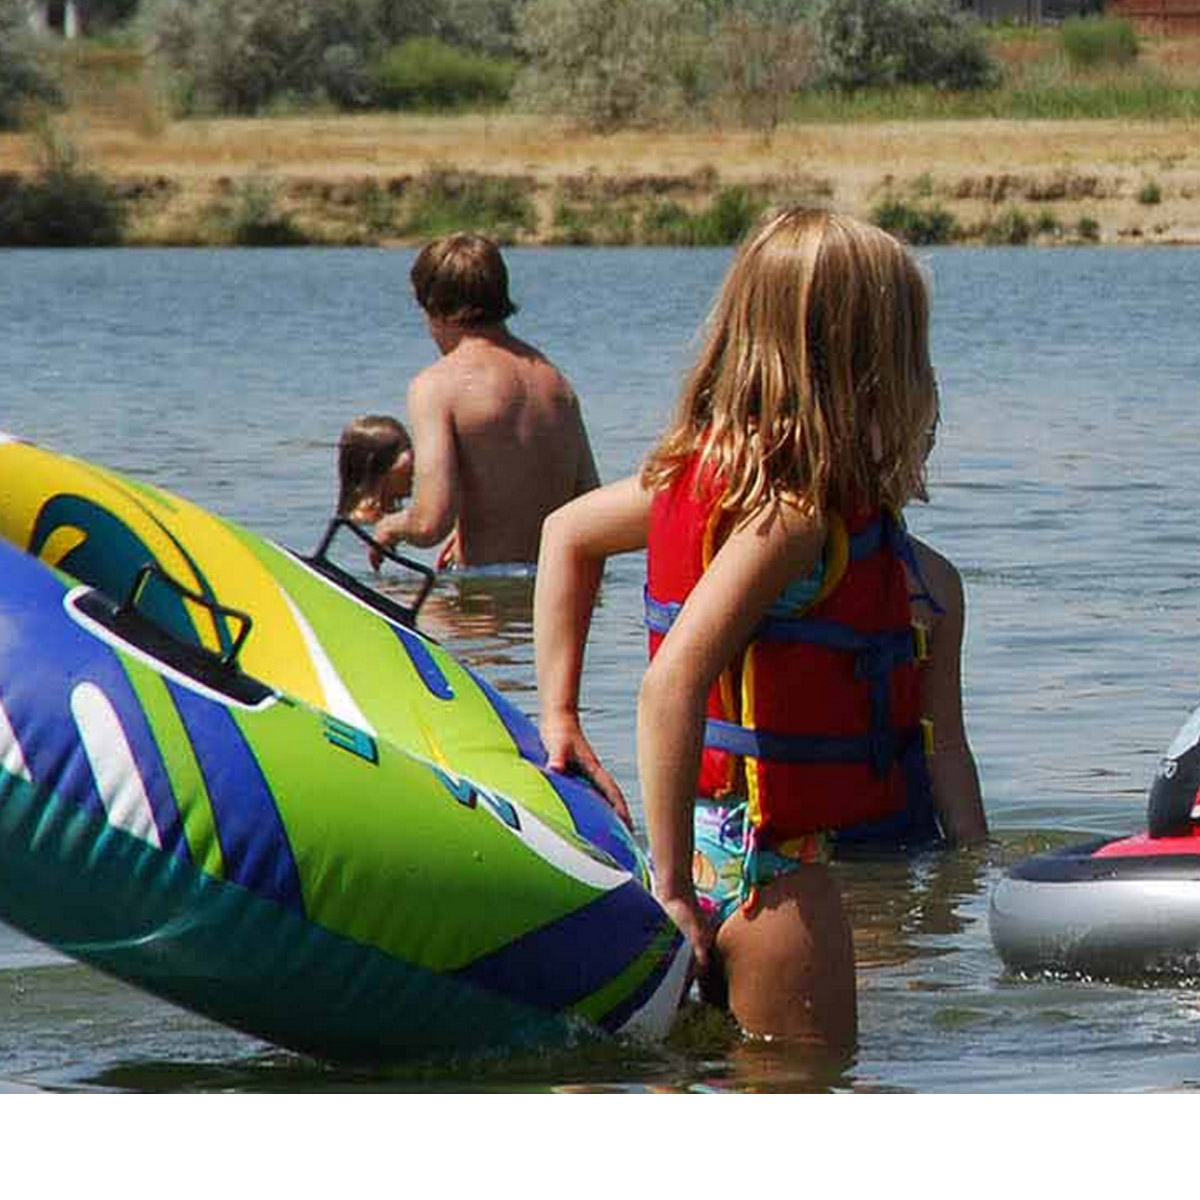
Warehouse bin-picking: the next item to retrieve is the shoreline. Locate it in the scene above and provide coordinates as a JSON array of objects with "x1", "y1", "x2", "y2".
[{"x1": 4, "y1": 112, "x2": 1200, "y2": 246}]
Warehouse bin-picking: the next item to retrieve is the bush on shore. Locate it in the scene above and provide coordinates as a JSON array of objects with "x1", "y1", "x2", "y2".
[
  {"x1": 871, "y1": 197, "x2": 958, "y2": 245},
  {"x1": 1061, "y1": 17, "x2": 1139, "y2": 71},
  {"x1": 0, "y1": 131, "x2": 125, "y2": 245},
  {"x1": 371, "y1": 38, "x2": 516, "y2": 110},
  {"x1": 399, "y1": 169, "x2": 537, "y2": 242},
  {"x1": 639, "y1": 188, "x2": 764, "y2": 246}
]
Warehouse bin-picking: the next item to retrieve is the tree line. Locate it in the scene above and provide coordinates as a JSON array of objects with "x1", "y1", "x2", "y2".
[{"x1": 1, "y1": 0, "x2": 1075, "y2": 131}]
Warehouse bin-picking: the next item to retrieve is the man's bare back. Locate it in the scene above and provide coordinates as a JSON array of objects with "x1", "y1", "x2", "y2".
[
  {"x1": 376, "y1": 322, "x2": 598, "y2": 567},
  {"x1": 372, "y1": 232, "x2": 599, "y2": 569}
]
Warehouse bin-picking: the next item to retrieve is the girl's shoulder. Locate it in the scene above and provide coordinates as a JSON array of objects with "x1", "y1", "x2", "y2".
[{"x1": 905, "y1": 535, "x2": 965, "y2": 625}]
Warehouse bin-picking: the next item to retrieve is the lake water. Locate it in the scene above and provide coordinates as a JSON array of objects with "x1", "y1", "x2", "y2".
[{"x1": 2, "y1": 245, "x2": 1200, "y2": 1092}]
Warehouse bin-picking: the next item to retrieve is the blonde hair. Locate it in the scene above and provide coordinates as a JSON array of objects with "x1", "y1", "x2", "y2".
[
  {"x1": 642, "y1": 207, "x2": 937, "y2": 521},
  {"x1": 337, "y1": 414, "x2": 411, "y2": 517}
]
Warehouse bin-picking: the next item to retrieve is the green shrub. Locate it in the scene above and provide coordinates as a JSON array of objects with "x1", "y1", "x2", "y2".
[
  {"x1": 551, "y1": 197, "x2": 635, "y2": 245},
  {"x1": 1076, "y1": 215, "x2": 1101, "y2": 242},
  {"x1": 357, "y1": 180, "x2": 397, "y2": 238},
  {"x1": 1138, "y1": 179, "x2": 1162, "y2": 206},
  {"x1": 141, "y1": 0, "x2": 445, "y2": 114},
  {"x1": 812, "y1": 0, "x2": 998, "y2": 92},
  {"x1": 983, "y1": 207, "x2": 1032, "y2": 246},
  {"x1": 0, "y1": 134, "x2": 125, "y2": 245},
  {"x1": 871, "y1": 198, "x2": 958, "y2": 245},
  {"x1": 639, "y1": 189, "x2": 764, "y2": 247},
  {"x1": 435, "y1": 0, "x2": 521, "y2": 58},
  {"x1": 371, "y1": 37, "x2": 516, "y2": 109},
  {"x1": 400, "y1": 169, "x2": 536, "y2": 241},
  {"x1": 640, "y1": 201, "x2": 698, "y2": 246},
  {"x1": 1034, "y1": 209, "x2": 1061, "y2": 237},
  {"x1": 692, "y1": 187, "x2": 763, "y2": 245},
  {"x1": 1061, "y1": 17, "x2": 1138, "y2": 71},
  {"x1": 706, "y1": 7, "x2": 816, "y2": 135},
  {"x1": 514, "y1": 0, "x2": 702, "y2": 130},
  {"x1": 229, "y1": 178, "x2": 311, "y2": 246},
  {"x1": 203, "y1": 175, "x2": 311, "y2": 245}
]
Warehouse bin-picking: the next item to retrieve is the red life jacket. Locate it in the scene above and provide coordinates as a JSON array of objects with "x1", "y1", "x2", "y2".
[{"x1": 644, "y1": 453, "x2": 932, "y2": 843}]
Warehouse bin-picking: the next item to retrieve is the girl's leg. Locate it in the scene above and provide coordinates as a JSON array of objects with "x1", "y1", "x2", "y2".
[{"x1": 714, "y1": 864, "x2": 857, "y2": 1052}]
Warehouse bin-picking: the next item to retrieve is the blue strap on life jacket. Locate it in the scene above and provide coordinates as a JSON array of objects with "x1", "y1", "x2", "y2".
[
  {"x1": 702, "y1": 719, "x2": 920, "y2": 768},
  {"x1": 890, "y1": 516, "x2": 946, "y2": 617},
  {"x1": 833, "y1": 735, "x2": 943, "y2": 849},
  {"x1": 644, "y1": 588, "x2": 680, "y2": 637},
  {"x1": 645, "y1": 510, "x2": 926, "y2": 778}
]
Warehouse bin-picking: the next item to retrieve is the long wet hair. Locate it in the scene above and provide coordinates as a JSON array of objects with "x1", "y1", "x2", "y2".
[
  {"x1": 641, "y1": 207, "x2": 937, "y2": 521},
  {"x1": 337, "y1": 414, "x2": 411, "y2": 517}
]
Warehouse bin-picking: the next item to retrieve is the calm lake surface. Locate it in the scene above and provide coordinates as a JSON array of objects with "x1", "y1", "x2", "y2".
[{"x1": 2, "y1": 245, "x2": 1200, "y2": 1092}]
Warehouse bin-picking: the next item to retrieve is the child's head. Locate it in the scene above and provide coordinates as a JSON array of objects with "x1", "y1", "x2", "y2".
[
  {"x1": 337, "y1": 414, "x2": 413, "y2": 521},
  {"x1": 410, "y1": 233, "x2": 518, "y2": 327},
  {"x1": 644, "y1": 207, "x2": 937, "y2": 519}
]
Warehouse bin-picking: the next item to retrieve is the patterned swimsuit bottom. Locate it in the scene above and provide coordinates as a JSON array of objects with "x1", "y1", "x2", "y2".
[{"x1": 692, "y1": 799, "x2": 831, "y2": 925}]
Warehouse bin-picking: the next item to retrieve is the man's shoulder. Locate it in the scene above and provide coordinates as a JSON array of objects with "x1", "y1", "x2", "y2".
[{"x1": 408, "y1": 358, "x2": 463, "y2": 408}]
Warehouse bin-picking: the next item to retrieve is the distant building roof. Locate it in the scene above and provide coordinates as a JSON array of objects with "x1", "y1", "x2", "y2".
[
  {"x1": 1109, "y1": 0, "x2": 1200, "y2": 36},
  {"x1": 957, "y1": 1, "x2": 1099, "y2": 18}
]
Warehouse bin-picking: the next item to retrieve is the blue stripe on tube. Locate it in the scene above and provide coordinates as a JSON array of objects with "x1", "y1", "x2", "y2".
[
  {"x1": 453, "y1": 879, "x2": 665, "y2": 1020},
  {"x1": 166, "y1": 681, "x2": 304, "y2": 912},
  {"x1": 0, "y1": 544, "x2": 188, "y2": 861}
]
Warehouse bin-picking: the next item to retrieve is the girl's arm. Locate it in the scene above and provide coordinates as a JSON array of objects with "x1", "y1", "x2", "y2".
[
  {"x1": 534, "y1": 475, "x2": 654, "y2": 827},
  {"x1": 910, "y1": 538, "x2": 987, "y2": 844},
  {"x1": 638, "y1": 499, "x2": 826, "y2": 968}
]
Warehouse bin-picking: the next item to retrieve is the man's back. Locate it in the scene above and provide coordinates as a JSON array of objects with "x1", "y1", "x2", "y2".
[
  {"x1": 399, "y1": 327, "x2": 599, "y2": 566},
  {"x1": 371, "y1": 232, "x2": 600, "y2": 570}
]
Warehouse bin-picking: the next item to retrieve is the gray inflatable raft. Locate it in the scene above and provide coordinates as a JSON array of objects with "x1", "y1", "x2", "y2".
[{"x1": 989, "y1": 835, "x2": 1200, "y2": 977}]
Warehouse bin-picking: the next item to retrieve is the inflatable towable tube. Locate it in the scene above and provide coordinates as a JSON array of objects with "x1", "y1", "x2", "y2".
[
  {"x1": 0, "y1": 433, "x2": 689, "y2": 1062},
  {"x1": 990, "y1": 704, "x2": 1200, "y2": 979}
]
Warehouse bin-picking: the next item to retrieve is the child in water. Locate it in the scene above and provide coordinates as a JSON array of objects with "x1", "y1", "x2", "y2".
[
  {"x1": 534, "y1": 207, "x2": 984, "y2": 1051},
  {"x1": 337, "y1": 414, "x2": 414, "y2": 524},
  {"x1": 337, "y1": 413, "x2": 461, "y2": 569}
]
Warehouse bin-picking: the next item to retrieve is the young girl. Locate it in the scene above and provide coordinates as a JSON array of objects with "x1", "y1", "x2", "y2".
[
  {"x1": 337, "y1": 414, "x2": 414, "y2": 524},
  {"x1": 337, "y1": 414, "x2": 461, "y2": 570},
  {"x1": 534, "y1": 208, "x2": 984, "y2": 1051}
]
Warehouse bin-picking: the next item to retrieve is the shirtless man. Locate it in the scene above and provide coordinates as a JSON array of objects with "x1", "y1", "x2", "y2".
[{"x1": 372, "y1": 233, "x2": 600, "y2": 569}]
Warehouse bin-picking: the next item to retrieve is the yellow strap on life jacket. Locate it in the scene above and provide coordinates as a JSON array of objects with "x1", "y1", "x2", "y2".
[
  {"x1": 742, "y1": 513, "x2": 850, "y2": 827},
  {"x1": 913, "y1": 620, "x2": 930, "y2": 662}
]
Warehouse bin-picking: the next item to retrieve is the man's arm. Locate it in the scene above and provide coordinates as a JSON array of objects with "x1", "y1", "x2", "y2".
[
  {"x1": 571, "y1": 394, "x2": 601, "y2": 497},
  {"x1": 374, "y1": 375, "x2": 459, "y2": 553}
]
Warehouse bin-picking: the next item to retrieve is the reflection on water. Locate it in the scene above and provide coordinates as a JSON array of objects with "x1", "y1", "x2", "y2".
[
  {"x1": 414, "y1": 573, "x2": 538, "y2": 700},
  {"x1": 842, "y1": 850, "x2": 988, "y2": 972}
]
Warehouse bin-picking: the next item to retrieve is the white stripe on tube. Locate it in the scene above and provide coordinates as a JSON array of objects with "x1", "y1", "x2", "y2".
[{"x1": 71, "y1": 682, "x2": 162, "y2": 848}]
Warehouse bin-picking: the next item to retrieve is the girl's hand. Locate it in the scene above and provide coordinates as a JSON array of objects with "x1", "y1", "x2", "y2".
[
  {"x1": 659, "y1": 890, "x2": 716, "y2": 975},
  {"x1": 541, "y1": 714, "x2": 632, "y2": 830},
  {"x1": 369, "y1": 510, "x2": 405, "y2": 571}
]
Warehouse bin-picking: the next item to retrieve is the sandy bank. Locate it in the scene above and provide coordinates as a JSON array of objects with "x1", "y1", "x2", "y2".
[{"x1": 4, "y1": 112, "x2": 1200, "y2": 245}]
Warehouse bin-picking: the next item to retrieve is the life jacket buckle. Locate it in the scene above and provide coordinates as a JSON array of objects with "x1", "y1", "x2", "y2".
[
  {"x1": 921, "y1": 717, "x2": 935, "y2": 757},
  {"x1": 913, "y1": 621, "x2": 930, "y2": 663}
]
